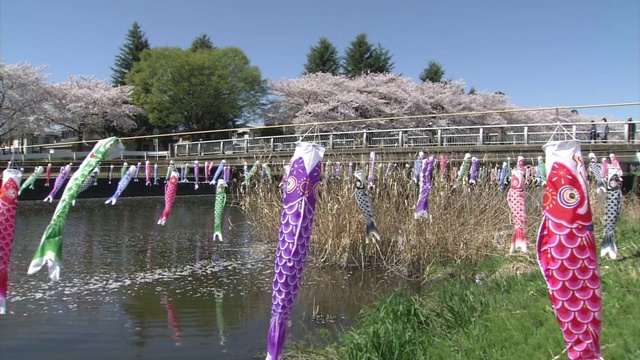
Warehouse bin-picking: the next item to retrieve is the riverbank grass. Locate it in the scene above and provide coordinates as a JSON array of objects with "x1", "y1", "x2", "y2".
[{"x1": 282, "y1": 214, "x2": 639, "y2": 360}]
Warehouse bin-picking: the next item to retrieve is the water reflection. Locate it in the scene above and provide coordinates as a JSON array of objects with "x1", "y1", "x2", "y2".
[{"x1": 1, "y1": 196, "x2": 417, "y2": 359}]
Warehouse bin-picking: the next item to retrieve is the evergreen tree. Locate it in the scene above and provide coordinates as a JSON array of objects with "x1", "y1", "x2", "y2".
[
  {"x1": 419, "y1": 61, "x2": 445, "y2": 83},
  {"x1": 468, "y1": 87, "x2": 477, "y2": 95},
  {"x1": 343, "y1": 33, "x2": 394, "y2": 77},
  {"x1": 303, "y1": 37, "x2": 341, "y2": 75},
  {"x1": 111, "y1": 22, "x2": 150, "y2": 86},
  {"x1": 190, "y1": 34, "x2": 215, "y2": 51}
]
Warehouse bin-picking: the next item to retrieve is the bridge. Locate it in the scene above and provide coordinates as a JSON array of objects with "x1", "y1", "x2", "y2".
[
  {"x1": 2, "y1": 121, "x2": 637, "y2": 170},
  {"x1": 172, "y1": 121, "x2": 640, "y2": 168}
]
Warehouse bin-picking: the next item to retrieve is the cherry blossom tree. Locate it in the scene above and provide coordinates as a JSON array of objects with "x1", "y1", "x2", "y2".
[
  {"x1": 0, "y1": 62, "x2": 51, "y2": 138},
  {"x1": 269, "y1": 73, "x2": 603, "y2": 133},
  {"x1": 47, "y1": 75, "x2": 142, "y2": 138}
]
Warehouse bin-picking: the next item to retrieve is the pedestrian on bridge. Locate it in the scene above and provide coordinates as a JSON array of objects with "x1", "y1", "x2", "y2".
[
  {"x1": 600, "y1": 118, "x2": 609, "y2": 143},
  {"x1": 589, "y1": 121, "x2": 597, "y2": 143}
]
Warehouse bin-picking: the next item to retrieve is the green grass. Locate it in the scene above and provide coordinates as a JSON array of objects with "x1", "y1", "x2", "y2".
[{"x1": 285, "y1": 215, "x2": 640, "y2": 360}]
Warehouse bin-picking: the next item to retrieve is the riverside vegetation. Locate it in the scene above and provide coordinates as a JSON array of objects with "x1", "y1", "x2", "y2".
[{"x1": 241, "y1": 166, "x2": 640, "y2": 359}]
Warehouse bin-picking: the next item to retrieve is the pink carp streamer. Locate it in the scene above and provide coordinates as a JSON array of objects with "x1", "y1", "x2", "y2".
[
  {"x1": 507, "y1": 156, "x2": 527, "y2": 253},
  {"x1": 145, "y1": 161, "x2": 152, "y2": 186},
  {"x1": 44, "y1": 163, "x2": 52, "y2": 187},
  {"x1": 157, "y1": 171, "x2": 179, "y2": 226},
  {"x1": 537, "y1": 140, "x2": 602, "y2": 359},
  {"x1": 266, "y1": 142, "x2": 324, "y2": 360},
  {"x1": 161, "y1": 295, "x2": 182, "y2": 340},
  {"x1": 0, "y1": 169, "x2": 21, "y2": 314}
]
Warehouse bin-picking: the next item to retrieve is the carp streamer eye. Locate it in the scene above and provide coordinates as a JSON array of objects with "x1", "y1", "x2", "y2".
[
  {"x1": 286, "y1": 176, "x2": 297, "y2": 193},
  {"x1": 558, "y1": 186, "x2": 580, "y2": 208}
]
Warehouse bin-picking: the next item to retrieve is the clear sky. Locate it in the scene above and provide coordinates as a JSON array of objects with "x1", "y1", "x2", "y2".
[{"x1": 1, "y1": 0, "x2": 638, "y2": 121}]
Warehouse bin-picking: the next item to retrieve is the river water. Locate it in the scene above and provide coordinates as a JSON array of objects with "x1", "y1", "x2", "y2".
[{"x1": 1, "y1": 196, "x2": 412, "y2": 359}]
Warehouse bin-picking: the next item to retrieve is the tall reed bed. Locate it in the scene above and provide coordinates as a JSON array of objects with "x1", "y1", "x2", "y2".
[{"x1": 239, "y1": 164, "x2": 552, "y2": 277}]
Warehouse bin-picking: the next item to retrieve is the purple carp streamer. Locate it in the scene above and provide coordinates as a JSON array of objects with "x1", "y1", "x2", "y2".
[
  {"x1": 266, "y1": 142, "x2": 325, "y2": 360},
  {"x1": 43, "y1": 164, "x2": 72, "y2": 203},
  {"x1": 193, "y1": 160, "x2": 200, "y2": 190},
  {"x1": 469, "y1": 157, "x2": 479, "y2": 185},
  {"x1": 415, "y1": 156, "x2": 435, "y2": 220}
]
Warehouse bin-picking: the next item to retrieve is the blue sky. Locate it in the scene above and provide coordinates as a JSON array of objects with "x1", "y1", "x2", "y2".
[{"x1": 1, "y1": 0, "x2": 638, "y2": 120}]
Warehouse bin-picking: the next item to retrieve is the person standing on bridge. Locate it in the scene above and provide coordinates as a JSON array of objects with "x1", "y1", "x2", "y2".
[
  {"x1": 600, "y1": 118, "x2": 609, "y2": 143},
  {"x1": 589, "y1": 121, "x2": 597, "y2": 143}
]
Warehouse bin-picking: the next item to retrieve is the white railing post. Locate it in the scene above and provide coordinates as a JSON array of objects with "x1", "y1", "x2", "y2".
[
  {"x1": 362, "y1": 131, "x2": 368, "y2": 148},
  {"x1": 523, "y1": 126, "x2": 529, "y2": 145},
  {"x1": 270, "y1": 138, "x2": 275, "y2": 151},
  {"x1": 437, "y1": 129, "x2": 442, "y2": 146},
  {"x1": 244, "y1": 139, "x2": 249, "y2": 153},
  {"x1": 478, "y1": 128, "x2": 484, "y2": 146},
  {"x1": 329, "y1": 134, "x2": 334, "y2": 150},
  {"x1": 398, "y1": 131, "x2": 404, "y2": 147},
  {"x1": 197, "y1": 142, "x2": 202, "y2": 155},
  {"x1": 571, "y1": 125, "x2": 577, "y2": 139}
]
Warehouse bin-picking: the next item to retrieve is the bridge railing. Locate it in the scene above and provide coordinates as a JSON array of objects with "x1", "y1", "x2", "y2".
[{"x1": 173, "y1": 121, "x2": 638, "y2": 156}]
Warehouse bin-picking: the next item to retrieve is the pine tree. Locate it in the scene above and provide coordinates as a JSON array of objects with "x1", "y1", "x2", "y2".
[
  {"x1": 419, "y1": 61, "x2": 445, "y2": 83},
  {"x1": 343, "y1": 33, "x2": 394, "y2": 77},
  {"x1": 303, "y1": 37, "x2": 341, "y2": 75},
  {"x1": 111, "y1": 22, "x2": 150, "y2": 86},
  {"x1": 190, "y1": 34, "x2": 215, "y2": 51}
]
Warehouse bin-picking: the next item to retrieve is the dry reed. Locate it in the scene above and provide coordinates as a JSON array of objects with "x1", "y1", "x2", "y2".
[{"x1": 239, "y1": 164, "x2": 637, "y2": 278}]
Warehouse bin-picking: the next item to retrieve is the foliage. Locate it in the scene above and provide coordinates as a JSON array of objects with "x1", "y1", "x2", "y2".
[
  {"x1": 419, "y1": 60, "x2": 445, "y2": 83},
  {"x1": 190, "y1": 34, "x2": 215, "y2": 51},
  {"x1": 342, "y1": 33, "x2": 394, "y2": 78},
  {"x1": 127, "y1": 46, "x2": 266, "y2": 135},
  {"x1": 269, "y1": 73, "x2": 603, "y2": 132},
  {"x1": 111, "y1": 21, "x2": 150, "y2": 87},
  {"x1": 0, "y1": 62, "x2": 51, "y2": 137},
  {"x1": 303, "y1": 37, "x2": 341, "y2": 76}
]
